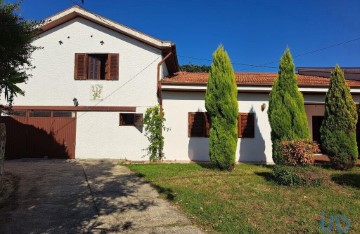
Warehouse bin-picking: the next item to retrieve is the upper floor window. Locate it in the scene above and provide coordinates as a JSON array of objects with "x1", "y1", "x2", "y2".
[{"x1": 74, "y1": 53, "x2": 119, "y2": 80}]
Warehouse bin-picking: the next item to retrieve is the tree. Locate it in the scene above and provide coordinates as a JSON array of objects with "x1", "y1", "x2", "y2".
[
  {"x1": 268, "y1": 48, "x2": 310, "y2": 164},
  {"x1": 205, "y1": 45, "x2": 238, "y2": 170},
  {"x1": 0, "y1": 2, "x2": 40, "y2": 105},
  {"x1": 180, "y1": 64, "x2": 211, "y2": 73},
  {"x1": 143, "y1": 105, "x2": 167, "y2": 162},
  {"x1": 320, "y1": 65, "x2": 358, "y2": 170}
]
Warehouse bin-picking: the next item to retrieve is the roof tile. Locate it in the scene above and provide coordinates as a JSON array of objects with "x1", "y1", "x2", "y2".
[{"x1": 162, "y1": 72, "x2": 360, "y2": 87}]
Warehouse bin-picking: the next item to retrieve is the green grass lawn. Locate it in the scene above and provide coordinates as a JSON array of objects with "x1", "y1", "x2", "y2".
[{"x1": 127, "y1": 163, "x2": 360, "y2": 233}]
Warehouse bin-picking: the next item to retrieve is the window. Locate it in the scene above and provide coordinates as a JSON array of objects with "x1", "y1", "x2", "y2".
[
  {"x1": 29, "y1": 111, "x2": 52, "y2": 117},
  {"x1": 53, "y1": 111, "x2": 74, "y2": 118},
  {"x1": 238, "y1": 113, "x2": 255, "y2": 138},
  {"x1": 74, "y1": 53, "x2": 119, "y2": 80},
  {"x1": 120, "y1": 113, "x2": 143, "y2": 126},
  {"x1": 188, "y1": 112, "x2": 210, "y2": 137},
  {"x1": 188, "y1": 112, "x2": 255, "y2": 138},
  {"x1": 3, "y1": 110, "x2": 26, "y2": 117}
]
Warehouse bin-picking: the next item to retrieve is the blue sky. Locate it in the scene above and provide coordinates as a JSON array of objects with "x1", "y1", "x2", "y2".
[{"x1": 6, "y1": 0, "x2": 360, "y2": 72}]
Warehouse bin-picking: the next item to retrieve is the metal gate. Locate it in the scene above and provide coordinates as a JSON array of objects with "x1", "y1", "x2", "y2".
[{"x1": 1, "y1": 110, "x2": 76, "y2": 159}]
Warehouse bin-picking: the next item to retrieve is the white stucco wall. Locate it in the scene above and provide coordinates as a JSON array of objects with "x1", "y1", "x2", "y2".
[
  {"x1": 163, "y1": 91, "x2": 360, "y2": 164},
  {"x1": 162, "y1": 91, "x2": 273, "y2": 163},
  {"x1": 10, "y1": 17, "x2": 169, "y2": 160},
  {"x1": 14, "y1": 17, "x2": 163, "y2": 107},
  {"x1": 75, "y1": 108, "x2": 149, "y2": 159}
]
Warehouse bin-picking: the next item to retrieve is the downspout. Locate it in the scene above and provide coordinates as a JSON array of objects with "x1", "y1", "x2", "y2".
[
  {"x1": 157, "y1": 51, "x2": 173, "y2": 115},
  {"x1": 156, "y1": 51, "x2": 172, "y2": 160}
]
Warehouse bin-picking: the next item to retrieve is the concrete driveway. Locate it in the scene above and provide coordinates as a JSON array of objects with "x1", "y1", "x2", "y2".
[{"x1": 0, "y1": 159, "x2": 203, "y2": 233}]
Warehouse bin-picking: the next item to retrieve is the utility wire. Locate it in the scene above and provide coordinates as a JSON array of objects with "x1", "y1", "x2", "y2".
[
  {"x1": 180, "y1": 36, "x2": 360, "y2": 71},
  {"x1": 51, "y1": 55, "x2": 161, "y2": 134},
  {"x1": 178, "y1": 55, "x2": 277, "y2": 68},
  {"x1": 67, "y1": 0, "x2": 360, "y2": 71}
]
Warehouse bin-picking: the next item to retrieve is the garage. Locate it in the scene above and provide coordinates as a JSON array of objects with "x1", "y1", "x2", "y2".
[{"x1": 1, "y1": 110, "x2": 76, "y2": 159}]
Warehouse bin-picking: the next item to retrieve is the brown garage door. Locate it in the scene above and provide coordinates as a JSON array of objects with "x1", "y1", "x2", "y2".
[{"x1": 1, "y1": 110, "x2": 76, "y2": 159}]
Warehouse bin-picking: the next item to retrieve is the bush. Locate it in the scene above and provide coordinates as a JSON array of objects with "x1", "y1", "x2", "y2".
[
  {"x1": 272, "y1": 165, "x2": 324, "y2": 187},
  {"x1": 205, "y1": 45, "x2": 238, "y2": 170},
  {"x1": 268, "y1": 49, "x2": 310, "y2": 165},
  {"x1": 280, "y1": 140, "x2": 320, "y2": 166},
  {"x1": 320, "y1": 65, "x2": 358, "y2": 170}
]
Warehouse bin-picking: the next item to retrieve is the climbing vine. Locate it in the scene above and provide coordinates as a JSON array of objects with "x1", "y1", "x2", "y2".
[{"x1": 143, "y1": 105, "x2": 168, "y2": 162}]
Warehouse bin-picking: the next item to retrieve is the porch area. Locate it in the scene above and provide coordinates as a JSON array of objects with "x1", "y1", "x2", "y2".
[{"x1": 305, "y1": 104, "x2": 360, "y2": 165}]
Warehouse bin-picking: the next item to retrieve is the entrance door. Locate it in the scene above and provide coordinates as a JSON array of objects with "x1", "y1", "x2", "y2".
[{"x1": 312, "y1": 116, "x2": 324, "y2": 145}]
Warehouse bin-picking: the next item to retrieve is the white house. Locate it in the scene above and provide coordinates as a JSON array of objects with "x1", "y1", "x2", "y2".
[
  {"x1": 2, "y1": 6, "x2": 360, "y2": 164},
  {"x1": 2, "y1": 6, "x2": 178, "y2": 160},
  {"x1": 161, "y1": 72, "x2": 360, "y2": 164}
]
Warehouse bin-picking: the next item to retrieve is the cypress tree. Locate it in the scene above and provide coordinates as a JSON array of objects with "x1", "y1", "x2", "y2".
[
  {"x1": 205, "y1": 45, "x2": 238, "y2": 170},
  {"x1": 320, "y1": 65, "x2": 358, "y2": 170},
  {"x1": 268, "y1": 48, "x2": 310, "y2": 164}
]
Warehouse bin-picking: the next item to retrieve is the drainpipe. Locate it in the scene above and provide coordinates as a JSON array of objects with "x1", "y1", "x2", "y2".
[
  {"x1": 157, "y1": 51, "x2": 173, "y2": 116},
  {"x1": 156, "y1": 51, "x2": 172, "y2": 160}
]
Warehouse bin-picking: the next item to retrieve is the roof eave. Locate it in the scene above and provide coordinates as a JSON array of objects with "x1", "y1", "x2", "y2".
[{"x1": 39, "y1": 5, "x2": 175, "y2": 52}]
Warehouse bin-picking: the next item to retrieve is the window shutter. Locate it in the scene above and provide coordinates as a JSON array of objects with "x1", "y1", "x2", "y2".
[
  {"x1": 134, "y1": 114, "x2": 143, "y2": 127},
  {"x1": 188, "y1": 112, "x2": 208, "y2": 137},
  {"x1": 74, "y1": 53, "x2": 88, "y2": 80},
  {"x1": 188, "y1": 113, "x2": 194, "y2": 137},
  {"x1": 107, "y1": 53, "x2": 119, "y2": 80},
  {"x1": 119, "y1": 113, "x2": 125, "y2": 126},
  {"x1": 205, "y1": 113, "x2": 211, "y2": 137},
  {"x1": 239, "y1": 113, "x2": 255, "y2": 138}
]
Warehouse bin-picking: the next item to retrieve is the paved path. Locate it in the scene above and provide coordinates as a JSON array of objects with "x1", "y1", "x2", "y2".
[{"x1": 0, "y1": 159, "x2": 203, "y2": 233}]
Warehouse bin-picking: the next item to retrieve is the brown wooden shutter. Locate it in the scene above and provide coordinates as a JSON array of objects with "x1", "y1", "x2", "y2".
[
  {"x1": 119, "y1": 113, "x2": 125, "y2": 126},
  {"x1": 188, "y1": 112, "x2": 208, "y2": 137},
  {"x1": 238, "y1": 113, "x2": 255, "y2": 138},
  {"x1": 106, "y1": 53, "x2": 119, "y2": 80},
  {"x1": 134, "y1": 114, "x2": 143, "y2": 127},
  {"x1": 205, "y1": 113, "x2": 211, "y2": 137},
  {"x1": 74, "y1": 53, "x2": 88, "y2": 80}
]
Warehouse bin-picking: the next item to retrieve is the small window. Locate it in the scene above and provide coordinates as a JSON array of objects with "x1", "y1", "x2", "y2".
[
  {"x1": 53, "y1": 111, "x2": 74, "y2": 118},
  {"x1": 120, "y1": 113, "x2": 143, "y2": 126},
  {"x1": 238, "y1": 113, "x2": 255, "y2": 138},
  {"x1": 29, "y1": 111, "x2": 52, "y2": 117},
  {"x1": 5, "y1": 110, "x2": 26, "y2": 117},
  {"x1": 188, "y1": 112, "x2": 210, "y2": 137},
  {"x1": 75, "y1": 53, "x2": 119, "y2": 80}
]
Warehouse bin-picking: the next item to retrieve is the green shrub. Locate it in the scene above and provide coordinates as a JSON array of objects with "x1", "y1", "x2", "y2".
[
  {"x1": 320, "y1": 65, "x2": 358, "y2": 170},
  {"x1": 268, "y1": 49, "x2": 310, "y2": 165},
  {"x1": 280, "y1": 140, "x2": 320, "y2": 166},
  {"x1": 205, "y1": 45, "x2": 238, "y2": 170},
  {"x1": 272, "y1": 165, "x2": 324, "y2": 187}
]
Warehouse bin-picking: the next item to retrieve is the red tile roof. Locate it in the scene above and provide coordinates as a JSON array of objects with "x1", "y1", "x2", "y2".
[{"x1": 162, "y1": 72, "x2": 360, "y2": 88}]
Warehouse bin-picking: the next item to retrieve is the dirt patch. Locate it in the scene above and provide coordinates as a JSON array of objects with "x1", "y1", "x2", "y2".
[{"x1": 0, "y1": 173, "x2": 19, "y2": 209}]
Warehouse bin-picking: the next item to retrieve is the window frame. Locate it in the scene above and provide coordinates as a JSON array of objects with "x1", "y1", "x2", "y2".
[
  {"x1": 119, "y1": 113, "x2": 143, "y2": 127},
  {"x1": 188, "y1": 112, "x2": 255, "y2": 138},
  {"x1": 74, "y1": 53, "x2": 119, "y2": 81}
]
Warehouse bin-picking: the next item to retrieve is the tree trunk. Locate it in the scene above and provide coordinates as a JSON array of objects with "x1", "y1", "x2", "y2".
[{"x1": 0, "y1": 123, "x2": 6, "y2": 193}]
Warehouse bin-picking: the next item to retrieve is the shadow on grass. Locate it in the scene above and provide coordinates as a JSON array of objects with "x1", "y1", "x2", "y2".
[
  {"x1": 332, "y1": 173, "x2": 360, "y2": 189},
  {"x1": 151, "y1": 184, "x2": 176, "y2": 201},
  {"x1": 195, "y1": 162, "x2": 217, "y2": 170},
  {"x1": 254, "y1": 171, "x2": 274, "y2": 182}
]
